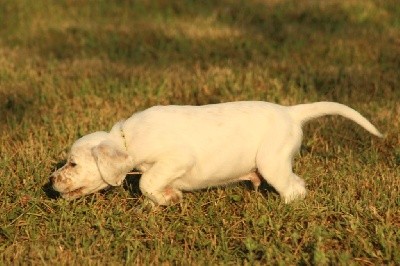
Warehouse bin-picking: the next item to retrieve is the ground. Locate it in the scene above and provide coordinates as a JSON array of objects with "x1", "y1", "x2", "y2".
[{"x1": 0, "y1": 0, "x2": 399, "y2": 264}]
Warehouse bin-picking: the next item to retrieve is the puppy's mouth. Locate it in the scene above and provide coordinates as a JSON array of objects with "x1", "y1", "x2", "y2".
[
  {"x1": 59, "y1": 183, "x2": 110, "y2": 200},
  {"x1": 60, "y1": 187, "x2": 85, "y2": 199}
]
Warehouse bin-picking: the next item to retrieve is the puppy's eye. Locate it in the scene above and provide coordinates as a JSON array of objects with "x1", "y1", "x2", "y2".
[{"x1": 70, "y1": 162, "x2": 77, "y2": 167}]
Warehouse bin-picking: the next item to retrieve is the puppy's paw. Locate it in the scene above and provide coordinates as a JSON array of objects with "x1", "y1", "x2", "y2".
[
  {"x1": 144, "y1": 187, "x2": 183, "y2": 206},
  {"x1": 163, "y1": 187, "x2": 183, "y2": 204},
  {"x1": 282, "y1": 175, "x2": 307, "y2": 203}
]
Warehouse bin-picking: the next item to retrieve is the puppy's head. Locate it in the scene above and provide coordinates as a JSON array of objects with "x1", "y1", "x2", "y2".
[{"x1": 50, "y1": 131, "x2": 132, "y2": 200}]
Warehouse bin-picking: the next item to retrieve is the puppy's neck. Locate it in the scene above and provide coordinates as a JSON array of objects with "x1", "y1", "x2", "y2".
[
  {"x1": 120, "y1": 124, "x2": 128, "y2": 151},
  {"x1": 109, "y1": 120, "x2": 128, "y2": 152}
]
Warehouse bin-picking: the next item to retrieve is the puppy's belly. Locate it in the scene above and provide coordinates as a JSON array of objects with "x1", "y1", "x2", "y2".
[
  {"x1": 170, "y1": 167, "x2": 256, "y2": 191},
  {"x1": 171, "y1": 149, "x2": 258, "y2": 190}
]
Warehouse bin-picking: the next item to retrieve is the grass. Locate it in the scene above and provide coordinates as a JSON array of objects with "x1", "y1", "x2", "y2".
[{"x1": 0, "y1": 0, "x2": 399, "y2": 264}]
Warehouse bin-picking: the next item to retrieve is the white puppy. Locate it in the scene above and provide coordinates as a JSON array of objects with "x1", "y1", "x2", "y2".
[{"x1": 50, "y1": 101, "x2": 382, "y2": 204}]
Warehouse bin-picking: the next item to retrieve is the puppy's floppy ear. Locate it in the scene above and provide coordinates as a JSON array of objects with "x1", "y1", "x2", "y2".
[{"x1": 92, "y1": 140, "x2": 132, "y2": 186}]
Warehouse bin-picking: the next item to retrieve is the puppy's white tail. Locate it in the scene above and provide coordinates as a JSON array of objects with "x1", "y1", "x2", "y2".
[{"x1": 288, "y1": 102, "x2": 383, "y2": 137}]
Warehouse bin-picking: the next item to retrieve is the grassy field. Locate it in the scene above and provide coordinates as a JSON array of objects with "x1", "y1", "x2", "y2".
[{"x1": 1, "y1": 0, "x2": 399, "y2": 264}]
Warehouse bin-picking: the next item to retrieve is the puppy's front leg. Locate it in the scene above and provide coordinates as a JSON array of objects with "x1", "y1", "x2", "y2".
[{"x1": 139, "y1": 155, "x2": 194, "y2": 206}]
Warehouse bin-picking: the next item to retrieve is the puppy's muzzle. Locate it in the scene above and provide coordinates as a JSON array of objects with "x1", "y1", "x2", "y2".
[
  {"x1": 50, "y1": 171, "x2": 72, "y2": 190},
  {"x1": 50, "y1": 172, "x2": 63, "y2": 186}
]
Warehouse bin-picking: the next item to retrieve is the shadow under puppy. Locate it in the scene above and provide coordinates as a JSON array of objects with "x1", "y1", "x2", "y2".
[{"x1": 50, "y1": 101, "x2": 382, "y2": 205}]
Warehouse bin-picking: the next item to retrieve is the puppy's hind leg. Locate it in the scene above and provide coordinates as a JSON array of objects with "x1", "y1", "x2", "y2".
[
  {"x1": 238, "y1": 172, "x2": 262, "y2": 191},
  {"x1": 256, "y1": 130, "x2": 306, "y2": 203}
]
